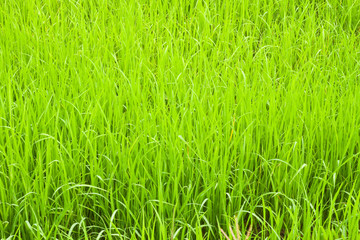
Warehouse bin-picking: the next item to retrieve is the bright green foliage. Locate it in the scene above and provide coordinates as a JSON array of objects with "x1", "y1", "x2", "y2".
[{"x1": 1, "y1": 0, "x2": 360, "y2": 239}]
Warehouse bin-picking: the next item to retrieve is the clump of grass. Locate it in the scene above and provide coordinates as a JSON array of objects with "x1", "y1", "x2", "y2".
[
  {"x1": 1, "y1": 0, "x2": 360, "y2": 239},
  {"x1": 220, "y1": 216, "x2": 252, "y2": 240}
]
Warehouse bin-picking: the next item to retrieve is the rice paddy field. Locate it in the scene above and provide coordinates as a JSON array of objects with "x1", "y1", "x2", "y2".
[{"x1": 1, "y1": 0, "x2": 360, "y2": 239}]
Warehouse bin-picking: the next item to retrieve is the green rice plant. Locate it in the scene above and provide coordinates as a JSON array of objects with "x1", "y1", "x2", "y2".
[{"x1": 1, "y1": 0, "x2": 360, "y2": 239}]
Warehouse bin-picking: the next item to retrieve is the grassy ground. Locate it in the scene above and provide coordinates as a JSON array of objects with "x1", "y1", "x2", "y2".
[{"x1": 1, "y1": 0, "x2": 360, "y2": 239}]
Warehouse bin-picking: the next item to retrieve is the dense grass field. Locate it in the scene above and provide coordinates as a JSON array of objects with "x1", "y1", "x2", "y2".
[{"x1": 1, "y1": 0, "x2": 360, "y2": 239}]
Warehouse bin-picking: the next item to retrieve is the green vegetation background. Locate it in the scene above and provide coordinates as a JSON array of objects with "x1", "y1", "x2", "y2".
[{"x1": 1, "y1": 0, "x2": 360, "y2": 239}]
